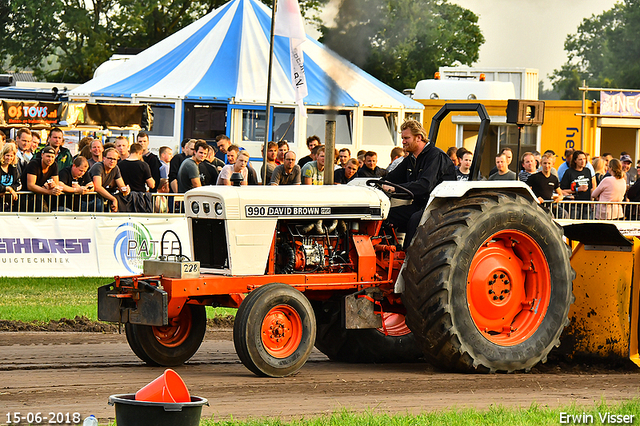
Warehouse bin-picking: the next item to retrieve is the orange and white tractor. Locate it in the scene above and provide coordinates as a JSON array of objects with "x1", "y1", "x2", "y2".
[{"x1": 98, "y1": 104, "x2": 640, "y2": 376}]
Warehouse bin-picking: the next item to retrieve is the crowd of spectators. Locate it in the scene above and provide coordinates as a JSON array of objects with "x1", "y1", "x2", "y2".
[
  {"x1": 461, "y1": 146, "x2": 640, "y2": 220},
  {"x1": 3, "y1": 125, "x2": 640, "y2": 220},
  {"x1": 0, "y1": 128, "x2": 165, "y2": 213},
  {"x1": 1, "y1": 126, "x2": 423, "y2": 213}
]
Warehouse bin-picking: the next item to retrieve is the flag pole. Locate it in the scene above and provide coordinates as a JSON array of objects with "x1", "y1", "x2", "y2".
[{"x1": 262, "y1": 0, "x2": 277, "y2": 185}]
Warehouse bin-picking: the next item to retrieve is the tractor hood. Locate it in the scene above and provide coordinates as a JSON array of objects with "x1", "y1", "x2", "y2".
[{"x1": 185, "y1": 184, "x2": 391, "y2": 221}]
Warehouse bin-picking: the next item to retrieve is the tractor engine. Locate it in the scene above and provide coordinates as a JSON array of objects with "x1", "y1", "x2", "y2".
[
  {"x1": 184, "y1": 184, "x2": 391, "y2": 276},
  {"x1": 275, "y1": 219, "x2": 353, "y2": 274}
]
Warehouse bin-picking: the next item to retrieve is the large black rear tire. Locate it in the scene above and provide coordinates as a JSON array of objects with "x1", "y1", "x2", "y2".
[
  {"x1": 313, "y1": 300, "x2": 423, "y2": 363},
  {"x1": 127, "y1": 304, "x2": 206, "y2": 367},
  {"x1": 403, "y1": 191, "x2": 574, "y2": 372}
]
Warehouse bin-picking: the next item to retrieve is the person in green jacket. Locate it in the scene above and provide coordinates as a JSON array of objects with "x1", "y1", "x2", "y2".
[{"x1": 35, "y1": 127, "x2": 72, "y2": 171}]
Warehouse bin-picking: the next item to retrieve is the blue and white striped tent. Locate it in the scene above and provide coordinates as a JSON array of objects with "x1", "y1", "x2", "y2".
[{"x1": 70, "y1": 0, "x2": 423, "y2": 157}]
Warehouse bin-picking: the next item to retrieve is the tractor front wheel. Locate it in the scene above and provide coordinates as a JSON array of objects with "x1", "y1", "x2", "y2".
[
  {"x1": 125, "y1": 322, "x2": 158, "y2": 365},
  {"x1": 126, "y1": 304, "x2": 206, "y2": 366},
  {"x1": 234, "y1": 283, "x2": 316, "y2": 377},
  {"x1": 403, "y1": 191, "x2": 574, "y2": 372}
]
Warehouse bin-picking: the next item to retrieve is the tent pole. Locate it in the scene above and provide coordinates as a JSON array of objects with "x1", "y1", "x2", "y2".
[{"x1": 262, "y1": 0, "x2": 277, "y2": 185}]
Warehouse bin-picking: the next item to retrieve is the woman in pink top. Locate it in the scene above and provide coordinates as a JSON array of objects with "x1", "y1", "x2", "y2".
[{"x1": 591, "y1": 158, "x2": 626, "y2": 219}]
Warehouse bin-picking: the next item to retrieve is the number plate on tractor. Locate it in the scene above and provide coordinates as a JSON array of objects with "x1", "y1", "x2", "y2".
[{"x1": 143, "y1": 260, "x2": 201, "y2": 279}]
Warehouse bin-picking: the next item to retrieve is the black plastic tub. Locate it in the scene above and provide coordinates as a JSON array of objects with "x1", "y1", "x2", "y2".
[{"x1": 108, "y1": 394, "x2": 209, "y2": 426}]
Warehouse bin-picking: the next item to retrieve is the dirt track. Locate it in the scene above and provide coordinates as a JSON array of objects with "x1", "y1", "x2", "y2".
[{"x1": 1, "y1": 329, "x2": 639, "y2": 424}]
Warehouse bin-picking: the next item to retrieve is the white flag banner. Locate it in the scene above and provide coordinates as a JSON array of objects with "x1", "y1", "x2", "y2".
[
  {"x1": 274, "y1": 0, "x2": 305, "y2": 41},
  {"x1": 274, "y1": 0, "x2": 308, "y2": 117}
]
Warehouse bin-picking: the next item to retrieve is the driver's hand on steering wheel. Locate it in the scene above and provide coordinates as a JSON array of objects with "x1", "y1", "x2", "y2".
[{"x1": 382, "y1": 184, "x2": 395, "y2": 193}]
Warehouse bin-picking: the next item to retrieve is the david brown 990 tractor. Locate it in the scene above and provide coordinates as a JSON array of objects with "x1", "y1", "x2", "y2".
[{"x1": 98, "y1": 104, "x2": 640, "y2": 377}]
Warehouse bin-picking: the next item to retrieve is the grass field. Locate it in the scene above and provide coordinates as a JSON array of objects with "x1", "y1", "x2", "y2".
[
  {"x1": 0, "y1": 277, "x2": 112, "y2": 321},
  {"x1": 97, "y1": 399, "x2": 640, "y2": 425},
  {"x1": 0, "y1": 277, "x2": 235, "y2": 322},
  {"x1": 203, "y1": 399, "x2": 640, "y2": 426}
]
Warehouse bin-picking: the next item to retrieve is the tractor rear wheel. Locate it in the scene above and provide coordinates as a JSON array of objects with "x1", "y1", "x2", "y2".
[
  {"x1": 234, "y1": 283, "x2": 316, "y2": 377},
  {"x1": 313, "y1": 300, "x2": 423, "y2": 363},
  {"x1": 403, "y1": 191, "x2": 574, "y2": 372},
  {"x1": 127, "y1": 304, "x2": 206, "y2": 366}
]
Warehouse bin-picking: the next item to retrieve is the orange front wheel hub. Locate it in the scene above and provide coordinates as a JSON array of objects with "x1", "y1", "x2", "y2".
[
  {"x1": 261, "y1": 305, "x2": 303, "y2": 358},
  {"x1": 152, "y1": 306, "x2": 193, "y2": 348}
]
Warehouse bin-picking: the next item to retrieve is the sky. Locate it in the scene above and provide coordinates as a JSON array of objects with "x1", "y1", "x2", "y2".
[
  {"x1": 313, "y1": 0, "x2": 620, "y2": 89},
  {"x1": 441, "y1": 0, "x2": 619, "y2": 87}
]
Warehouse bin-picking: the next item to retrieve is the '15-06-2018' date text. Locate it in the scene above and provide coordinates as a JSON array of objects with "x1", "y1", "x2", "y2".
[{"x1": 6, "y1": 412, "x2": 82, "y2": 424}]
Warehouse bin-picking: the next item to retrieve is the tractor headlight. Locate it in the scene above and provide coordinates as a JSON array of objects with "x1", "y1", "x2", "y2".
[
  {"x1": 203, "y1": 202, "x2": 210, "y2": 214},
  {"x1": 191, "y1": 201, "x2": 200, "y2": 214},
  {"x1": 215, "y1": 202, "x2": 223, "y2": 216}
]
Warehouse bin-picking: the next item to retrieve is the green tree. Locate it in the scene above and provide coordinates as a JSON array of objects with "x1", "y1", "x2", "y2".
[
  {"x1": 319, "y1": 0, "x2": 484, "y2": 92},
  {"x1": 551, "y1": 0, "x2": 640, "y2": 99},
  {"x1": 0, "y1": 0, "x2": 326, "y2": 83},
  {"x1": 538, "y1": 80, "x2": 560, "y2": 101}
]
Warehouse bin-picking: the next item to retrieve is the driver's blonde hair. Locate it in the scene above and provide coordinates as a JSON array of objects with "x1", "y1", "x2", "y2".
[{"x1": 400, "y1": 119, "x2": 428, "y2": 142}]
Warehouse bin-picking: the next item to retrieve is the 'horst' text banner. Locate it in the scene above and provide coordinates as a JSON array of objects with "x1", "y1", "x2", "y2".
[{"x1": 0, "y1": 215, "x2": 189, "y2": 277}]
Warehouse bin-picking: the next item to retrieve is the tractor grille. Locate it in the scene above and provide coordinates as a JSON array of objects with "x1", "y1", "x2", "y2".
[{"x1": 191, "y1": 218, "x2": 229, "y2": 269}]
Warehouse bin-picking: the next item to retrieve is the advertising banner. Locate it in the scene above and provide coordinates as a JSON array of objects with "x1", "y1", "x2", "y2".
[
  {"x1": 82, "y1": 103, "x2": 153, "y2": 131},
  {"x1": 0, "y1": 100, "x2": 153, "y2": 130},
  {"x1": 94, "y1": 216, "x2": 190, "y2": 276},
  {"x1": 0, "y1": 100, "x2": 66, "y2": 127},
  {"x1": 0, "y1": 215, "x2": 189, "y2": 277},
  {"x1": 600, "y1": 91, "x2": 640, "y2": 116}
]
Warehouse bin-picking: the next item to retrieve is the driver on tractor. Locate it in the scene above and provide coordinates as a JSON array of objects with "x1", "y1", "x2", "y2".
[{"x1": 385, "y1": 120, "x2": 456, "y2": 249}]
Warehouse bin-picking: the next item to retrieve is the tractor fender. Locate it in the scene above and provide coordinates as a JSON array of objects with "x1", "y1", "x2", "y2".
[
  {"x1": 424, "y1": 181, "x2": 537, "y2": 228},
  {"x1": 424, "y1": 181, "x2": 537, "y2": 234},
  {"x1": 426, "y1": 180, "x2": 537, "y2": 211},
  {"x1": 394, "y1": 181, "x2": 537, "y2": 294}
]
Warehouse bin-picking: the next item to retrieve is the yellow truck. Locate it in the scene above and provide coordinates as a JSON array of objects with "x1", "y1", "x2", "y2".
[{"x1": 415, "y1": 72, "x2": 640, "y2": 175}]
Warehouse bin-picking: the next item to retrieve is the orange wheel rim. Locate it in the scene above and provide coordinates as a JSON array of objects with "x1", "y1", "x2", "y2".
[
  {"x1": 467, "y1": 230, "x2": 551, "y2": 346},
  {"x1": 377, "y1": 313, "x2": 411, "y2": 337},
  {"x1": 261, "y1": 305, "x2": 303, "y2": 358},
  {"x1": 152, "y1": 307, "x2": 193, "y2": 347}
]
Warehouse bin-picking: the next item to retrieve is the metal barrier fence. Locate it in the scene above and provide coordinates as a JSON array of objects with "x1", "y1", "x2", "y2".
[
  {"x1": 0, "y1": 191, "x2": 185, "y2": 214},
  {"x1": 2, "y1": 191, "x2": 640, "y2": 222},
  {"x1": 543, "y1": 200, "x2": 640, "y2": 221}
]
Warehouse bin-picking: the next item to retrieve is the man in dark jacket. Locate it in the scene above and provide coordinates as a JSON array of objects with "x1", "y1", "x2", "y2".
[
  {"x1": 334, "y1": 158, "x2": 359, "y2": 184},
  {"x1": 46, "y1": 127, "x2": 73, "y2": 171},
  {"x1": 138, "y1": 131, "x2": 161, "y2": 193},
  {"x1": 357, "y1": 151, "x2": 387, "y2": 178},
  {"x1": 169, "y1": 139, "x2": 195, "y2": 193},
  {"x1": 386, "y1": 120, "x2": 456, "y2": 249}
]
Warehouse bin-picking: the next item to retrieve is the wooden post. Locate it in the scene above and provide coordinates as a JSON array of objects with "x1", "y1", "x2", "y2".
[{"x1": 324, "y1": 120, "x2": 336, "y2": 185}]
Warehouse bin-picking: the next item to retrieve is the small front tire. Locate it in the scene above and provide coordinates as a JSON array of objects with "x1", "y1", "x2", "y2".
[
  {"x1": 234, "y1": 283, "x2": 316, "y2": 377},
  {"x1": 128, "y1": 304, "x2": 206, "y2": 366}
]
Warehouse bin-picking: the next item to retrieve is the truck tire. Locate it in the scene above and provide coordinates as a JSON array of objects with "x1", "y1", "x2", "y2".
[
  {"x1": 234, "y1": 283, "x2": 316, "y2": 377},
  {"x1": 127, "y1": 304, "x2": 206, "y2": 366},
  {"x1": 313, "y1": 300, "x2": 423, "y2": 363},
  {"x1": 403, "y1": 191, "x2": 574, "y2": 372}
]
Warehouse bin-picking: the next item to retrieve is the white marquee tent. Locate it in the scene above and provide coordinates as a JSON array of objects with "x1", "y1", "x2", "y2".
[{"x1": 70, "y1": 0, "x2": 423, "y2": 160}]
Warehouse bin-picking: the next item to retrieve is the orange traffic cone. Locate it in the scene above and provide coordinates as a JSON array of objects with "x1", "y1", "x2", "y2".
[{"x1": 135, "y1": 369, "x2": 190, "y2": 403}]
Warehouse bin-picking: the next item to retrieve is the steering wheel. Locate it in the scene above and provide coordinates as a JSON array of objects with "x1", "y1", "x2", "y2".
[{"x1": 367, "y1": 179, "x2": 414, "y2": 200}]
